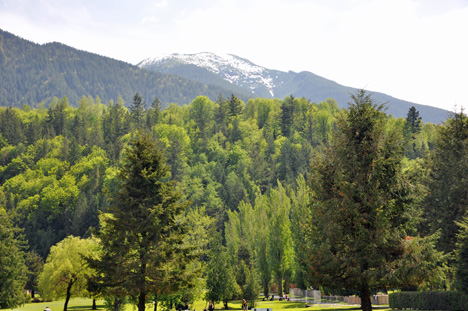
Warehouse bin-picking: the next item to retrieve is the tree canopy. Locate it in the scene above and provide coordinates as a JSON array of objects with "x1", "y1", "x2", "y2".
[{"x1": 38, "y1": 236, "x2": 97, "y2": 311}]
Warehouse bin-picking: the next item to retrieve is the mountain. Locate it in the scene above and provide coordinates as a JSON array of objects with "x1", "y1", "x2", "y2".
[
  {"x1": 139, "y1": 52, "x2": 449, "y2": 124},
  {"x1": 0, "y1": 29, "x2": 250, "y2": 109}
]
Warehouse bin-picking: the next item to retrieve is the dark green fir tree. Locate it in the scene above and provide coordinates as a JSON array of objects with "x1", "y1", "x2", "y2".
[
  {"x1": 87, "y1": 132, "x2": 195, "y2": 311},
  {"x1": 0, "y1": 207, "x2": 28, "y2": 309},
  {"x1": 306, "y1": 90, "x2": 413, "y2": 311}
]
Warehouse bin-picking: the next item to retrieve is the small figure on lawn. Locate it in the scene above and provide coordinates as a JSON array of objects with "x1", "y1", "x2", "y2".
[{"x1": 242, "y1": 299, "x2": 248, "y2": 311}]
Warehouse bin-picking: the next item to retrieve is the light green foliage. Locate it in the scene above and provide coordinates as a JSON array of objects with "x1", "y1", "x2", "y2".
[
  {"x1": 267, "y1": 182, "x2": 294, "y2": 297},
  {"x1": 1, "y1": 135, "x2": 109, "y2": 257},
  {"x1": 0, "y1": 91, "x2": 452, "y2": 309},
  {"x1": 290, "y1": 175, "x2": 312, "y2": 288},
  {"x1": 0, "y1": 207, "x2": 28, "y2": 309},
  {"x1": 205, "y1": 233, "x2": 239, "y2": 309},
  {"x1": 153, "y1": 123, "x2": 191, "y2": 180},
  {"x1": 38, "y1": 236, "x2": 97, "y2": 311},
  {"x1": 253, "y1": 193, "x2": 272, "y2": 297}
]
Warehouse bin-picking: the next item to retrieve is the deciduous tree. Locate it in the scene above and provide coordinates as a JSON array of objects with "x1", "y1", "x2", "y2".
[{"x1": 38, "y1": 236, "x2": 97, "y2": 311}]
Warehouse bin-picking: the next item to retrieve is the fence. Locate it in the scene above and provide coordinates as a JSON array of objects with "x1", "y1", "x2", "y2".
[
  {"x1": 288, "y1": 289, "x2": 388, "y2": 305},
  {"x1": 288, "y1": 288, "x2": 321, "y2": 304}
]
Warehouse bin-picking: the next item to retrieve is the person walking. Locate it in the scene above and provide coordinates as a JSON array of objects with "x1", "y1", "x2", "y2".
[{"x1": 242, "y1": 299, "x2": 248, "y2": 311}]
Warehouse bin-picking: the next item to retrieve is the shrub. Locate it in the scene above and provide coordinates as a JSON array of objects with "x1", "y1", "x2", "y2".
[{"x1": 389, "y1": 291, "x2": 468, "y2": 310}]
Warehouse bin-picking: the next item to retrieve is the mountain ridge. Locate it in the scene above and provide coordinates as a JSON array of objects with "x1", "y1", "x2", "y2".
[
  {"x1": 0, "y1": 29, "x2": 449, "y2": 123},
  {"x1": 0, "y1": 29, "x2": 251, "y2": 109},
  {"x1": 139, "y1": 52, "x2": 449, "y2": 124}
]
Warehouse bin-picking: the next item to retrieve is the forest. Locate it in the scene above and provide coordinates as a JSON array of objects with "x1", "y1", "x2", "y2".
[{"x1": 1, "y1": 91, "x2": 468, "y2": 311}]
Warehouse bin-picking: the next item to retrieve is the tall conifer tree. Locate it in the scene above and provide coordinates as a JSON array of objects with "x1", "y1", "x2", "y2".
[
  {"x1": 87, "y1": 132, "x2": 194, "y2": 311},
  {"x1": 0, "y1": 207, "x2": 27, "y2": 309},
  {"x1": 423, "y1": 111, "x2": 468, "y2": 256},
  {"x1": 306, "y1": 90, "x2": 412, "y2": 311}
]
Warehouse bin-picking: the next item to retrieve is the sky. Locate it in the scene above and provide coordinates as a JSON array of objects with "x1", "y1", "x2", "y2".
[{"x1": 1, "y1": 0, "x2": 467, "y2": 111}]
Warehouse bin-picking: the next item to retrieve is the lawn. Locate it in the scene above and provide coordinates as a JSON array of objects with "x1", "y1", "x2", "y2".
[{"x1": 7, "y1": 298, "x2": 392, "y2": 311}]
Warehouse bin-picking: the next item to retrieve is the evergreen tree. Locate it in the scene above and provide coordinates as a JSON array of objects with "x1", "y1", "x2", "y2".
[
  {"x1": 102, "y1": 97, "x2": 129, "y2": 162},
  {"x1": 228, "y1": 94, "x2": 243, "y2": 119},
  {"x1": 25, "y1": 115, "x2": 41, "y2": 145},
  {"x1": 87, "y1": 132, "x2": 194, "y2": 311},
  {"x1": 306, "y1": 90, "x2": 412, "y2": 311},
  {"x1": 404, "y1": 106, "x2": 422, "y2": 158},
  {"x1": 215, "y1": 94, "x2": 229, "y2": 136},
  {"x1": 0, "y1": 207, "x2": 28, "y2": 309},
  {"x1": 0, "y1": 107, "x2": 24, "y2": 145},
  {"x1": 146, "y1": 96, "x2": 162, "y2": 128},
  {"x1": 129, "y1": 92, "x2": 146, "y2": 130},
  {"x1": 455, "y1": 217, "x2": 468, "y2": 294},
  {"x1": 422, "y1": 111, "x2": 468, "y2": 256},
  {"x1": 280, "y1": 95, "x2": 295, "y2": 137},
  {"x1": 24, "y1": 251, "x2": 44, "y2": 299}
]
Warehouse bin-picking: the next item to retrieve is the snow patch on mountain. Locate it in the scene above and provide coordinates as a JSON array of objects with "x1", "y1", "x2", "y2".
[{"x1": 139, "y1": 52, "x2": 277, "y2": 96}]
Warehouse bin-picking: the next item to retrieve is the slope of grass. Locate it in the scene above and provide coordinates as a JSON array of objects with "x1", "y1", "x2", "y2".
[{"x1": 7, "y1": 298, "x2": 393, "y2": 311}]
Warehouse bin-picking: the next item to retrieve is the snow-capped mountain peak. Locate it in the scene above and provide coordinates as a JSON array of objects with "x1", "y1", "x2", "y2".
[{"x1": 139, "y1": 52, "x2": 277, "y2": 96}]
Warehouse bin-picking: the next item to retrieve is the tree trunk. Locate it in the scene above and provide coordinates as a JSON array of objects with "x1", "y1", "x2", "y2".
[
  {"x1": 360, "y1": 287, "x2": 372, "y2": 311},
  {"x1": 92, "y1": 298, "x2": 97, "y2": 310},
  {"x1": 138, "y1": 291, "x2": 146, "y2": 311},
  {"x1": 263, "y1": 280, "x2": 269, "y2": 300},
  {"x1": 113, "y1": 297, "x2": 123, "y2": 311},
  {"x1": 64, "y1": 280, "x2": 74, "y2": 311},
  {"x1": 278, "y1": 276, "x2": 283, "y2": 297},
  {"x1": 138, "y1": 253, "x2": 147, "y2": 311}
]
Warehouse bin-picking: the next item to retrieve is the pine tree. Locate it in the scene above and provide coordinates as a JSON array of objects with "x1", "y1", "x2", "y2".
[
  {"x1": 423, "y1": 111, "x2": 468, "y2": 257},
  {"x1": 455, "y1": 217, "x2": 468, "y2": 294},
  {"x1": 146, "y1": 96, "x2": 162, "y2": 128},
  {"x1": 129, "y1": 92, "x2": 146, "y2": 130},
  {"x1": 306, "y1": 90, "x2": 412, "y2": 311},
  {"x1": 404, "y1": 106, "x2": 422, "y2": 158},
  {"x1": 87, "y1": 132, "x2": 194, "y2": 311},
  {"x1": 0, "y1": 207, "x2": 28, "y2": 309},
  {"x1": 228, "y1": 94, "x2": 243, "y2": 119},
  {"x1": 280, "y1": 95, "x2": 295, "y2": 137}
]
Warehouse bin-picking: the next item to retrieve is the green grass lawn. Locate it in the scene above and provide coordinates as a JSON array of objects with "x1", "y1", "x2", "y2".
[{"x1": 6, "y1": 298, "x2": 393, "y2": 311}]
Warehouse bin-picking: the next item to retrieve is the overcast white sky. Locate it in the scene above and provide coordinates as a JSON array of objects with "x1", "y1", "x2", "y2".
[{"x1": 1, "y1": 0, "x2": 467, "y2": 111}]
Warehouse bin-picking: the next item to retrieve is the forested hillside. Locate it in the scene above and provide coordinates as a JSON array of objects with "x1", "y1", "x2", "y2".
[
  {"x1": 3, "y1": 91, "x2": 468, "y2": 311},
  {"x1": 0, "y1": 92, "x2": 437, "y2": 254},
  {"x1": 0, "y1": 29, "x2": 250, "y2": 109}
]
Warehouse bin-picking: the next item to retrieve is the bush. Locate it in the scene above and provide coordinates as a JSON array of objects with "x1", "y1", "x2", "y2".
[{"x1": 389, "y1": 291, "x2": 468, "y2": 310}]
